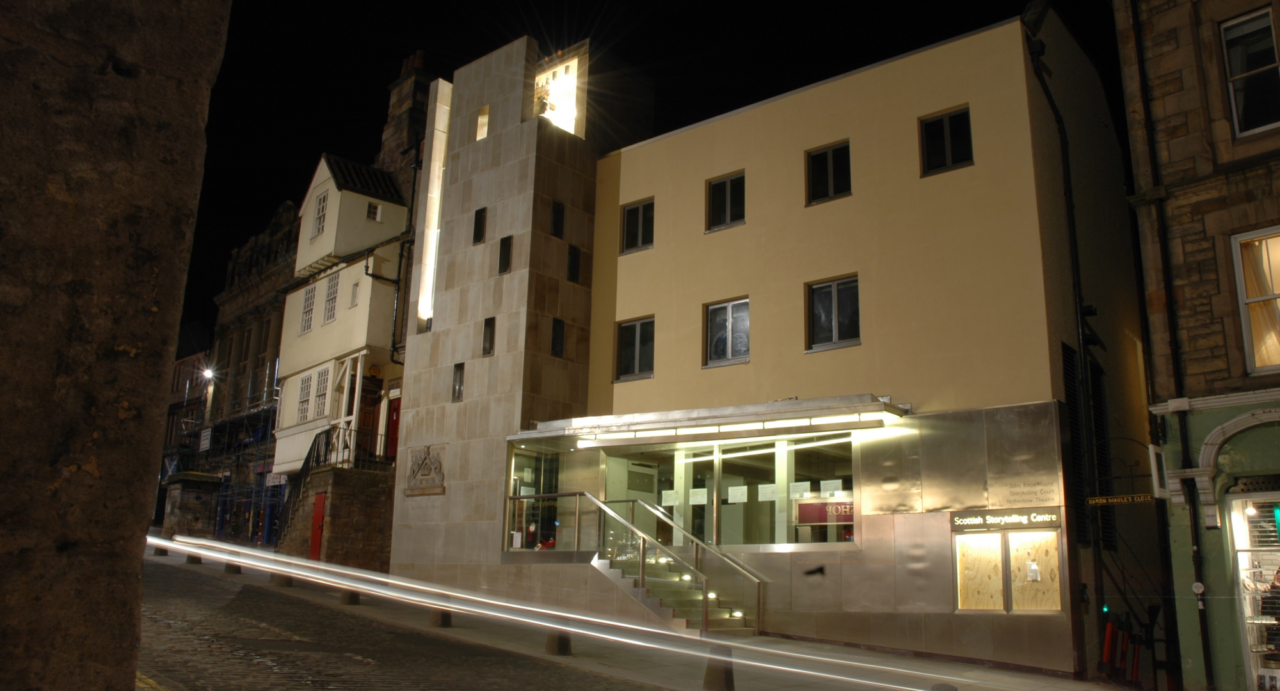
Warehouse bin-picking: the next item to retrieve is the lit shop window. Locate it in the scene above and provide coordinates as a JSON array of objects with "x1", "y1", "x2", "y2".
[
  {"x1": 535, "y1": 59, "x2": 578, "y2": 135},
  {"x1": 953, "y1": 508, "x2": 1062, "y2": 612}
]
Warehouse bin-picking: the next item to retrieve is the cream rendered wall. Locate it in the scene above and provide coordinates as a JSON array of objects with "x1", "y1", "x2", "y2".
[
  {"x1": 590, "y1": 19, "x2": 1053, "y2": 416},
  {"x1": 296, "y1": 162, "x2": 336, "y2": 274},
  {"x1": 332, "y1": 190, "x2": 407, "y2": 257}
]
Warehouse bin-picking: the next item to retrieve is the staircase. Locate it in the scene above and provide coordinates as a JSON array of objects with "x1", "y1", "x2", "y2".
[{"x1": 603, "y1": 556, "x2": 755, "y2": 637}]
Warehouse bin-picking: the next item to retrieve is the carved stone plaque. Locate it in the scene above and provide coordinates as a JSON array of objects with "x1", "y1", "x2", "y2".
[{"x1": 405, "y1": 444, "x2": 446, "y2": 496}]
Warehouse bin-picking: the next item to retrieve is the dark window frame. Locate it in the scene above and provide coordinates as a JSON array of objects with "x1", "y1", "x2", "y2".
[
  {"x1": 805, "y1": 141, "x2": 852, "y2": 206},
  {"x1": 1221, "y1": 9, "x2": 1280, "y2": 137},
  {"x1": 551, "y1": 318, "x2": 566, "y2": 358},
  {"x1": 498, "y1": 236, "x2": 512, "y2": 274},
  {"x1": 706, "y1": 172, "x2": 746, "y2": 232},
  {"x1": 615, "y1": 317, "x2": 655, "y2": 381},
  {"x1": 704, "y1": 297, "x2": 750, "y2": 367},
  {"x1": 482, "y1": 317, "x2": 496, "y2": 357},
  {"x1": 551, "y1": 201, "x2": 565, "y2": 238},
  {"x1": 567, "y1": 245, "x2": 581, "y2": 283},
  {"x1": 805, "y1": 275, "x2": 861, "y2": 353},
  {"x1": 620, "y1": 199, "x2": 655, "y2": 254},
  {"x1": 473, "y1": 207, "x2": 487, "y2": 245},
  {"x1": 451, "y1": 363, "x2": 465, "y2": 403},
  {"x1": 919, "y1": 108, "x2": 974, "y2": 176}
]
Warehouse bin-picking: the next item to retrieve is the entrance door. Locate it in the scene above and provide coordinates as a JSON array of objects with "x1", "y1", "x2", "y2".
[
  {"x1": 309, "y1": 492, "x2": 326, "y2": 560},
  {"x1": 386, "y1": 397, "x2": 401, "y2": 463},
  {"x1": 356, "y1": 376, "x2": 382, "y2": 462}
]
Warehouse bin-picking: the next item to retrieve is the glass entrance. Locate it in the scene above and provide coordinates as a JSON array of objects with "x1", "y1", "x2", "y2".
[{"x1": 1231, "y1": 495, "x2": 1280, "y2": 690}]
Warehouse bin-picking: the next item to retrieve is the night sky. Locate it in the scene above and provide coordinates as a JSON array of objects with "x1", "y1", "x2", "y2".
[{"x1": 178, "y1": 0, "x2": 1123, "y2": 358}]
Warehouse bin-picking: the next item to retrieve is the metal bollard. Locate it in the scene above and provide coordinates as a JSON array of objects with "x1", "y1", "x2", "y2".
[
  {"x1": 545, "y1": 630, "x2": 572, "y2": 656},
  {"x1": 185, "y1": 554, "x2": 202, "y2": 565},
  {"x1": 340, "y1": 591, "x2": 360, "y2": 606},
  {"x1": 427, "y1": 608, "x2": 452, "y2": 627},
  {"x1": 703, "y1": 644, "x2": 734, "y2": 691},
  {"x1": 270, "y1": 573, "x2": 293, "y2": 587},
  {"x1": 152, "y1": 547, "x2": 168, "y2": 556},
  {"x1": 224, "y1": 563, "x2": 242, "y2": 575}
]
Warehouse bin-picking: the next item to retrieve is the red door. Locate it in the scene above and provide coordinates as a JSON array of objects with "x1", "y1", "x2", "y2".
[
  {"x1": 309, "y1": 492, "x2": 326, "y2": 560},
  {"x1": 386, "y1": 397, "x2": 401, "y2": 463}
]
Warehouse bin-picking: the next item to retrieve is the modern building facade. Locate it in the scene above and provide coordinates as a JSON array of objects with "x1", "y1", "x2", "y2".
[
  {"x1": 1114, "y1": 1, "x2": 1280, "y2": 689},
  {"x1": 392, "y1": 11, "x2": 1159, "y2": 681}
]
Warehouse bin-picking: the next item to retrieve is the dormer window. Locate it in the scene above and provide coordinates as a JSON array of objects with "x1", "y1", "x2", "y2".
[
  {"x1": 366, "y1": 202, "x2": 382, "y2": 222},
  {"x1": 312, "y1": 191, "x2": 328, "y2": 238}
]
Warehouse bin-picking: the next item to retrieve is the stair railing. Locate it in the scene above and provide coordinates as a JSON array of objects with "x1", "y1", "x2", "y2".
[
  {"x1": 505, "y1": 490, "x2": 711, "y2": 636},
  {"x1": 275, "y1": 429, "x2": 330, "y2": 541}
]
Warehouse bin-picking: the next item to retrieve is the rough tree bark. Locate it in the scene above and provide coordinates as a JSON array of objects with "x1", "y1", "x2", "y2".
[{"x1": 0, "y1": 3, "x2": 232, "y2": 689}]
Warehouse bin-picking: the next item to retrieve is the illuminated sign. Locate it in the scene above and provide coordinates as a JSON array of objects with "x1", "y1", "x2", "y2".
[
  {"x1": 950, "y1": 507, "x2": 1061, "y2": 532},
  {"x1": 1086, "y1": 493, "x2": 1152, "y2": 506},
  {"x1": 797, "y1": 502, "x2": 855, "y2": 525}
]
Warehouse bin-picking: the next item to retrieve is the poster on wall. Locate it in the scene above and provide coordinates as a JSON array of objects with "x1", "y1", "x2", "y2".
[
  {"x1": 727, "y1": 486, "x2": 748, "y2": 503},
  {"x1": 758, "y1": 484, "x2": 778, "y2": 501},
  {"x1": 689, "y1": 488, "x2": 708, "y2": 505},
  {"x1": 789, "y1": 481, "x2": 810, "y2": 498},
  {"x1": 820, "y1": 479, "x2": 843, "y2": 496},
  {"x1": 661, "y1": 490, "x2": 679, "y2": 506},
  {"x1": 199, "y1": 428, "x2": 211, "y2": 451}
]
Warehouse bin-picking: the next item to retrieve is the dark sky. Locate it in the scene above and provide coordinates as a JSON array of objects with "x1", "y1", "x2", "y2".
[{"x1": 179, "y1": 0, "x2": 1123, "y2": 357}]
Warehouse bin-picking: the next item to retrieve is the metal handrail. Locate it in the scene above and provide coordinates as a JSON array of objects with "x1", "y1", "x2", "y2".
[
  {"x1": 506, "y1": 491, "x2": 711, "y2": 635},
  {"x1": 608, "y1": 498, "x2": 764, "y2": 634}
]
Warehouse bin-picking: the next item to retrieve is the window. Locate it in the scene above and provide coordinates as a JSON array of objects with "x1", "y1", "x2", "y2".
[
  {"x1": 808, "y1": 277, "x2": 860, "y2": 350},
  {"x1": 498, "y1": 236, "x2": 512, "y2": 274},
  {"x1": 482, "y1": 317, "x2": 496, "y2": 357},
  {"x1": 707, "y1": 299, "x2": 749, "y2": 364},
  {"x1": 552, "y1": 201, "x2": 565, "y2": 238},
  {"x1": 707, "y1": 174, "x2": 745, "y2": 231},
  {"x1": 477, "y1": 104, "x2": 490, "y2": 140},
  {"x1": 312, "y1": 191, "x2": 327, "y2": 238},
  {"x1": 322, "y1": 274, "x2": 339, "y2": 324},
  {"x1": 350, "y1": 280, "x2": 359, "y2": 308},
  {"x1": 300, "y1": 285, "x2": 316, "y2": 334},
  {"x1": 1223, "y1": 10, "x2": 1280, "y2": 136},
  {"x1": 616, "y1": 318, "x2": 654, "y2": 379},
  {"x1": 551, "y1": 319, "x2": 566, "y2": 358},
  {"x1": 297, "y1": 374, "x2": 312, "y2": 423},
  {"x1": 1233, "y1": 227, "x2": 1280, "y2": 371},
  {"x1": 452, "y1": 363, "x2": 465, "y2": 402},
  {"x1": 954, "y1": 525, "x2": 1062, "y2": 612},
  {"x1": 920, "y1": 109, "x2": 973, "y2": 174},
  {"x1": 473, "y1": 208, "x2": 487, "y2": 245},
  {"x1": 366, "y1": 202, "x2": 382, "y2": 221},
  {"x1": 567, "y1": 245, "x2": 580, "y2": 283},
  {"x1": 313, "y1": 368, "x2": 329, "y2": 418},
  {"x1": 622, "y1": 200, "x2": 654, "y2": 252},
  {"x1": 807, "y1": 142, "x2": 851, "y2": 204}
]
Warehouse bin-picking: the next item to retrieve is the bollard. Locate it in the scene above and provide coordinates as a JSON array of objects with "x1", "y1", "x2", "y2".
[
  {"x1": 270, "y1": 574, "x2": 293, "y2": 587},
  {"x1": 930, "y1": 685, "x2": 959, "y2": 691},
  {"x1": 152, "y1": 547, "x2": 168, "y2": 556},
  {"x1": 545, "y1": 630, "x2": 572, "y2": 656},
  {"x1": 340, "y1": 591, "x2": 360, "y2": 606},
  {"x1": 224, "y1": 562, "x2": 242, "y2": 575},
  {"x1": 185, "y1": 554, "x2": 202, "y2": 565},
  {"x1": 703, "y1": 644, "x2": 734, "y2": 691},
  {"x1": 427, "y1": 608, "x2": 452, "y2": 628}
]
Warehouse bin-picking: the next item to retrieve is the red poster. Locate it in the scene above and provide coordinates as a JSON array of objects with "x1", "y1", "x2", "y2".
[{"x1": 798, "y1": 502, "x2": 854, "y2": 524}]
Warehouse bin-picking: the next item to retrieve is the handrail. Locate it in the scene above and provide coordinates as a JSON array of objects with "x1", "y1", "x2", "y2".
[{"x1": 612, "y1": 498, "x2": 766, "y2": 586}]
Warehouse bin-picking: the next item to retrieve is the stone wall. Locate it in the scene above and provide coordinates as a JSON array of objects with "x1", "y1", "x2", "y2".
[
  {"x1": 278, "y1": 466, "x2": 395, "y2": 573},
  {"x1": 160, "y1": 475, "x2": 222, "y2": 539}
]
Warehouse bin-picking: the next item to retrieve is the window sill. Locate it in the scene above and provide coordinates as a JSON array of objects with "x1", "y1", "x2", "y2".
[
  {"x1": 921, "y1": 160, "x2": 974, "y2": 178},
  {"x1": 703, "y1": 357, "x2": 749, "y2": 370},
  {"x1": 805, "y1": 338, "x2": 861, "y2": 354},
  {"x1": 1247, "y1": 365, "x2": 1280, "y2": 377},
  {"x1": 619, "y1": 245, "x2": 654, "y2": 257},
  {"x1": 805, "y1": 191, "x2": 852, "y2": 207},
  {"x1": 705, "y1": 220, "x2": 745, "y2": 234},
  {"x1": 613, "y1": 372, "x2": 654, "y2": 384}
]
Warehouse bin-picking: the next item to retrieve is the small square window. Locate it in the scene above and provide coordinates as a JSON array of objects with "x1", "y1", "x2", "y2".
[
  {"x1": 551, "y1": 318, "x2": 566, "y2": 358},
  {"x1": 568, "y1": 245, "x2": 581, "y2": 283},
  {"x1": 477, "y1": 104, "x2": 490, "y2": 140},
  {"x1": 707, "y1": 174, "x2": 745, "y2": 231},
  {"x1": 552, "y1": 201, "x2": 565, "y2": 238},
  {"x1": 498, "y1": 236, "x2": 512, "y2": 274},
  {"x1": 921, "y1": 109, "x2": 973, "y2": 175},
  {"x1": 616, "y1": 318, "x2": 654, "y2": 379},
  {"x1": 473, "y1": 208, "x2": 487, "y2": 245},
  {"x1": 622, "y1": 200, "x2": 654, "y2": 253},
  {"x1": 452, "y1": 363, "x2": 465, "y2": 403},
  {"x1": 807, "y1": 277, "x2": 860, "y2": 350},
  {"x1": 1222, "y1": 11, "x2": 1280, "y2": 136},
  {"x1": 807, "y1": 142, "x2": 851, "y2": 204},
  {"x1": 366, "y1": 202, "x2": 382, "y2": 221},
  {"x1": 706, "y1": 298, "x2": 749, "y2": 364},
  {"x1": 482, "y1": 317, "x2": 496, "y2": 357}
]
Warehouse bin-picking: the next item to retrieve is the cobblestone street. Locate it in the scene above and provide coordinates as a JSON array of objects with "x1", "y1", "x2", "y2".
[{"x1": 136, "y1": 560, "x2": 661, "y2": 690}]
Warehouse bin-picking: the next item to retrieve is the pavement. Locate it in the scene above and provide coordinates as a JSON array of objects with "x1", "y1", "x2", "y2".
[{"x1": 138, "y1": 550, "x2": 1126, "y2": 691}]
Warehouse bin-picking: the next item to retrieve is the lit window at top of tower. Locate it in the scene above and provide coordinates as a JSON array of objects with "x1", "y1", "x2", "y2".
[{"x1": 535, "y1": 58, "x2": 578, "y2": 135}]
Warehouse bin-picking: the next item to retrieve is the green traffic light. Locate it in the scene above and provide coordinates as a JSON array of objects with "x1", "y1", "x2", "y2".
[{"x1": 1102, "y1": 605, "x2": 1109, "y2": 613}]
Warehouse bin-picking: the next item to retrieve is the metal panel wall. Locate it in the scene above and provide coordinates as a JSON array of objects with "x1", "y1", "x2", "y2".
[{"x1": 918, "y1": 410, "x2": 989, "y2": 512}]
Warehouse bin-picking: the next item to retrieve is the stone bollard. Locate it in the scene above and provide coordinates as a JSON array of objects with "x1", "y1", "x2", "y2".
[
  {"x1": 224, "y1": 563, "x2": 242, "y2": 575},
  {"x1": 185, "y1": 554, "x2": 202, "y2": 565},
  {"x1": 427, "y1": 608, "x2": 452, "y2": 628},
  {"x1": 340, "y1": 591, "x2": 360, "y2": 606},
  {"x1": 270, "y1": 573, "x2": 293, "y2": 587},
  {"x1": 930, "y1": 685, "x2": 959, "y2": 691},
  {"x1": 152, "y1": 547, "x2": 168, "y2": 556},
  {"x1": 703, "y1": 644, "x2": 734, "y2": 691},
  {"x1": 544, "y1": 630, "x2": 572, "y2": 656}
]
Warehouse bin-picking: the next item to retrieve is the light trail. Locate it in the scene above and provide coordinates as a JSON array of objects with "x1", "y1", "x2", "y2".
[{"x1": 151, "y1": 535, "x2": 1024, "y2": 691}]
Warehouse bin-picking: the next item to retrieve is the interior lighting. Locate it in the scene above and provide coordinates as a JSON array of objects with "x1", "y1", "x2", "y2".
[
  {"x1": 1247, "y1": 504, "x2": 1259, "y2": 516},
  {"x1": 681, "y1": 574, "x2": 691, "y2": 581},
  {"x1": 720, "y1": 422, "x2": 764, "y2": 432},
  {"x1": 732, "y1": 610, "x2": 744, "y2": 618},
  {"x1": 811, "y1": 414, "x2": 860, "y2": 425},
  {"x1": 707, "y1": 592, "x2": 717, "y2": 599},
  {"x1": 764, "y1": 418, "x2": 810, "y2": 429},
  {"x1": 677, "y1": 426, "x2": 719, "y2": 436},
  {"x1": 636, "y1": 429, "x2": 677, "y2": 438}
]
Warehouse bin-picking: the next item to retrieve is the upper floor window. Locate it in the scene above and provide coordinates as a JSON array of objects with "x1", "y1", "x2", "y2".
[
  {"x1": 474, "y1": 208, "x2": 487, "y2": 245},
  {"x1": 622, "y1": 200, "x2": 654, "y2": 253},
  {"x1": 707, "y1": 298, "x2": 749, "y2": 365},
  {"x1": 1223, "y1": 10, "x2": 1280, "y2": 136},
  {"x1": 616, "y1": 318, "x2": 654, "y2": 380},
  {"x1": 498, "y1": 236, "x2": 512, "y2": 274},
  {"x1": 921, "y1": 109, "x2": 973, "y2": 175},
  {"x1": 313, "y1": 368, "x2": 329, "y2": 418},
  {"x1": 297, "y1": 373, "x2": 312, "y2": 423},
  {"x1": 1232, "y1": 227, "x2": 1280, "y2": 372},
  {"x1": 452, "y1": 363, "x2": 465, "y2": 403},
  {"x1": 300, "y1": 285, "x2": 316, "y2": 334},
  {"x1": 322, "y1": 274, "x2": 340, "y2": 324},
  {"x1": 552, "y1": 318, "x2": 566, "y2": 358},
  {"x1": 482, "y1": 317, "x2": 496, "y2": 357},
  {"x1": 807, "y1": 142, "x2": 851, "y2": 205},
  {"x1": 568, "y1": 245, "x2": 581, "y2": 283},
  {"x1": 366, "y1": 202, "x2": 382, "y2": 222},
  {"x1": 313, "y1": 191, "x2": 328, "y2": 238},
  {"x1": 350, "y1": 280, "x2": 360, "y2": 308},
  {"x1": 707, "y1": 173, "x2": 745, "y2": 232},
  {"x1": 552, "y1": 201, "x2": 565, "y2": 238},
  {"x1": 477, "y1": 105, "x2": 490, "y2": 140},
  {"x1": 808, "y1": 276, "x2": 860, "y2": 351}
]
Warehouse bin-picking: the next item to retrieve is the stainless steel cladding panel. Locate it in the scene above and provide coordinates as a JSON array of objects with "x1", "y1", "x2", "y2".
[
  {"x1": 983, "y1": 403, "x2": 1062, "y2": 509},
  {"x1": 842, "y1": 514, "x2": 896, "y2": 612},
  {"x1": 860, "y1": 421, "x2": 922, "y2": 515},
  {"x1": 918, "y1": 410, "x2": 989, "y2": 512},
  {"x1": 892, "y1": 512, "x2": 953, "y2": 612}
]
